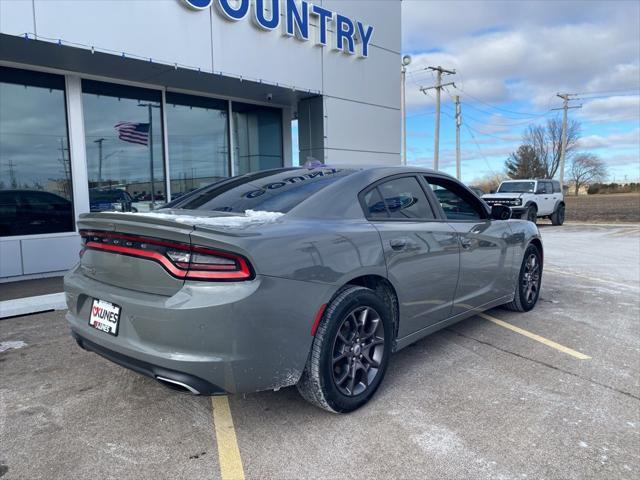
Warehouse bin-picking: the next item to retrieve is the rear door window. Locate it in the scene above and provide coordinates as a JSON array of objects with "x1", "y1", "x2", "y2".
[{"x1": 363, "y1": 176, "x2": 434, "y2": 220}]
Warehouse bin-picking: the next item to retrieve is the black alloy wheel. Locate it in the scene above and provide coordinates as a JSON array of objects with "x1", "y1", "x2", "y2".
[{"x1": 331, "y1": 306, "x2": 385, "y2": 396}]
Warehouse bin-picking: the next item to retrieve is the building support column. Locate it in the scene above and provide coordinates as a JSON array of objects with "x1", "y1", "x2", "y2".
[
  {"x1": 64, "y1": 75, "x2": 89, "y2": 226},
  {"x1": 297, "y1": 96, "x2": 325, "y2": 165}
]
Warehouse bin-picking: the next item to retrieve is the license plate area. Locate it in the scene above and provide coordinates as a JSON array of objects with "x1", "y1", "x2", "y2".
[{"x1": 89, "y1": 299, "x2": 121, "y2": 336}]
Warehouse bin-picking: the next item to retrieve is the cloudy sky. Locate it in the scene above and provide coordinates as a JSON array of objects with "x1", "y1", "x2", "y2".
[{"x1": 402, "y1": 0, "x2": 640, "y2": 183}]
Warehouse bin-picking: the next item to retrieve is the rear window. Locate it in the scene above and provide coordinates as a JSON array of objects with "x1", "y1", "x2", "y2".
[{"x1": 167, "y1": 167, "x2": 354, "y2": 213}]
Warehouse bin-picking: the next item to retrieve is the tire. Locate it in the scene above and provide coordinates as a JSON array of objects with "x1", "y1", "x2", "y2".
[
  {"x1": 297, "y1": 286, "x2": 392, "y2": 413},
  {"x1": 503, "y1": 243, "x2": 543, "y2": 312},
  {"x1": 525, "y1": 205, "x2": 537, "y2": 224},
  {"x1": 550, "y1": 203, "x2": 565, "y2": 226}
]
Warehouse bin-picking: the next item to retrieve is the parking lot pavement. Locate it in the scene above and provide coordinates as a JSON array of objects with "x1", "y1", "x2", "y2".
[{"x1": 1, "y1": 224, "x2": 639, "y2": 480}]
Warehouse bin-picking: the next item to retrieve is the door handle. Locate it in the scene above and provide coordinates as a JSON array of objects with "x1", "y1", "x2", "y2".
[{"x1": 389, "y1": 239, "x2": 408, "y2": 250}]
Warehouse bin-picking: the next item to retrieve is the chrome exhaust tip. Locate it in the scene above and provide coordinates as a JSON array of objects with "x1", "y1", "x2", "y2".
[{"x1": 156, "y1": 375, "x2": 201, "y2": 395}]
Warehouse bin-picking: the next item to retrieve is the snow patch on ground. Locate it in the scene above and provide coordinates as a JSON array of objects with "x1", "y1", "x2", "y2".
[
  {"x1": 0, "y1": 341, "x2": 27, "y2": 353},
  {"x1": 113, "y1": 210, "x2": 284, "y2": 228}
]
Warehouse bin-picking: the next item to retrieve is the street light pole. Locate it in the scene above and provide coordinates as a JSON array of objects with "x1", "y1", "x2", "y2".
[{"x1": 401, "y1": 55, "x2": 412, "y2": 166}]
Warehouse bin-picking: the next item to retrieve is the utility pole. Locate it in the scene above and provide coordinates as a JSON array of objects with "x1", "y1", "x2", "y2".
[
  {"x1": 554, "y1": 93, "x2": 581, "y2": 191},
  {"x1": 454, "y1": 95, "x2": 461, "y2": 180},
  {"x1": 420, "y1": 66, "x2": 456, "y2": 171}
]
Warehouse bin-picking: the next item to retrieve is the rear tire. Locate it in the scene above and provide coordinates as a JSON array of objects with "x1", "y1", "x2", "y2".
[
  {"x1": 525, "y1": 205, "x2": 538, "y2": 224},
  {"x1": 551, "y1": 203, "x2": 565, "y2": 226},
  {"x1": 503, "y1": 244, "x2": 543, "y2": 312},
  {"x1": 297, "y1": 286, "x2": 392, "y2": 413}
]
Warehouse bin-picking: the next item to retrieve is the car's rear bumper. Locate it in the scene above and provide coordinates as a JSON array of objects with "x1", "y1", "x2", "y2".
[
  {"x1": 71, "y1": 330, "x2": 226, "y2": 395},
  {"x1": 64, "y1": 265, "x2": 332, "y2": 394}
]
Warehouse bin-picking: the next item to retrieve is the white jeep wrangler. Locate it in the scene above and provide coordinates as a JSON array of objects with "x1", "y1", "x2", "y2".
[{"x1": 482, "y1": 179, "x2": 565, "y2": 225}]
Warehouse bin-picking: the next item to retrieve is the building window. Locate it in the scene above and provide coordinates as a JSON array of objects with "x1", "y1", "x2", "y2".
[
  {"x1": 232, "y1": 102, "x2": 283, "y2": 175},
  {"x1": 81, "y1": 80, "x2": 165, "y2": 212},
  {"x1": 0, "y1": 67, "x2": 74, "y2": 237},
  {"x1": 166, "y1": 92, "x2": 229, "y2": 200}
]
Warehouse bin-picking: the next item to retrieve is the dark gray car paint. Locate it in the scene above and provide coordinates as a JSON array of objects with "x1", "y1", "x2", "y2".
[{"x1": 65, "y1": 166, "x2": 542, "y2": 394}]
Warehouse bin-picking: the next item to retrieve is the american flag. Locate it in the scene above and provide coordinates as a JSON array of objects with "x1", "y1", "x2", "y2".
[{"x1": 114, "y1": 122, "x2": 150, "y2": 146}]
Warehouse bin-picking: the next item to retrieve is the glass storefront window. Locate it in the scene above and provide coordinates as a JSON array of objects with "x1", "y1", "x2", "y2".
[
  {"x1": 0, "y1": 67, "x2": 74, "y2": 237},
  {"x1": 166, "y1": 92, "x2": 229, "y2": 200},
  {"x1": 232, "y1": 102, "x2": 283, "y2": 176},
  {"x1": 82, "y1": 80, "x2": 165, "y2": 213}
]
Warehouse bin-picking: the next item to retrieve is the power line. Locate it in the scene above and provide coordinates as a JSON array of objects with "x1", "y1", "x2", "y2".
[
  {"x1": 463, "y1": 124, "x2": 500, "y2": 177},
  {"x1": 453, "y1": 85, "x2": 549, "y2": 117},
  {"x1": 574, "y1": 89, "x2": 640, "y2": 97}
]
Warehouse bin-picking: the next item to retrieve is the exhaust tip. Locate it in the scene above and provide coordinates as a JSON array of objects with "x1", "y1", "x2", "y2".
[{"x1": 156, "y1": 376, "x2": 201, "y2": 395}]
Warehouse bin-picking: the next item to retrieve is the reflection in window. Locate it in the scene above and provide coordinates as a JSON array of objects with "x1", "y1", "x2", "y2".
[
  {"x1": 166, "y1": 93, "x2": 229, "y2": 200},
  {"x1": 0, "y1": 67, "x2": 74, "y2": 237},
  {"x1": 82, "y1": 80, "x2": 165, "y2": 212},
  {"x1": 232, "y1": 102, "x2": 283, "y2": 175},
  {"x1": 169, "y1": 167, "x2": 354, "y2": 213},
  {"x1": 374, "y1": 177, "x2": 434, "y2": 220}
]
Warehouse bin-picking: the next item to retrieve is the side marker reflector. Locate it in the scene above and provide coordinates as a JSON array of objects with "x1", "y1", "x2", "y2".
[{"x1": 311, "y1": 303, "x2": 328, "y2": 336}]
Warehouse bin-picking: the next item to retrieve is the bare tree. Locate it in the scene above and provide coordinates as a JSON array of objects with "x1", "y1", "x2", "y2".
[
  {"x1": 568, "y1": 153, "x2": 608, "y2": 195},
  {"x1": 523, "y1": 117, "x2": 580, "y2": 178},
  {"x1": 471, "y1": 172, "x2": 506, "y2": 193}
]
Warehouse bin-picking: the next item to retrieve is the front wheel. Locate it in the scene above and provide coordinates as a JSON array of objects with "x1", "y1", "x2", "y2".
[
  {"x1": 525, "y1": 205, "x2": 538, "y2": 224},
  {"x1": 551, "y1": 204, "x2": 565, "y2": 225},
  {"x1": 503, "y1": 244, "x2": 543, "y2": 312},
  {"x1": 297, "y1": 286, "x2": 392, "y2": 413}
]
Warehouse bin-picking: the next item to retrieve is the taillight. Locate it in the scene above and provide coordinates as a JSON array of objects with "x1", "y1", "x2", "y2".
[{"x1": 79, "y1": 230, "x2": 253, "y2": 281}]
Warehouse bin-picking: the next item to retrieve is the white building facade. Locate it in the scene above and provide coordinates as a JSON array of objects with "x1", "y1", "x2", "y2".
[{"x1": 0, "y1": 0, "x2": 401, "y2": 281}]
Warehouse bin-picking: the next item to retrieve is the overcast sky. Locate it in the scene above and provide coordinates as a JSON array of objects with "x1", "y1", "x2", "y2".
[{"x1": 402, "y1": 0, "x2": 640, "y2": 183}]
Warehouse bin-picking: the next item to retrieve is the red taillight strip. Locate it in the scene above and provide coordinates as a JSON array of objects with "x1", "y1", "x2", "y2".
[
  {"x1": 82, "y1": 230, "x2": 253, "y2": 281},
  {"x1": 81, "y1": 230, "x2": 190, "y2": 251},
  {"x1": 86, "y1": 242, "x2": 190, "y2": 278}
]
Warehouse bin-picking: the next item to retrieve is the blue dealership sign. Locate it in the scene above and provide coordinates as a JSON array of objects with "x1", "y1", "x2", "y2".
[
  {"x1": 182, "y1": 0, "x2": 213, "y2": 9},
  {"x1": 180, "y1": 0, "x2": 374, "y2": 58}
]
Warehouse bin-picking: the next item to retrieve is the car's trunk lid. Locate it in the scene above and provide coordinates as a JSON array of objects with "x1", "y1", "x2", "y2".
[
  {"x1": 77, "y1": 210, "x2": 282, "y2": 296},
  {"x1": 78, "y1": 212, "x2": 197, "y2": 296}
]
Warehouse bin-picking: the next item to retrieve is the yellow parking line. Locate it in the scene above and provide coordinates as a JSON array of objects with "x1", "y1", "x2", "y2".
[
  {"x1": 212, "y1": 396, "x2": 245, "y2": 480},
  {"x1": 478, "y1": 312, "x2": 591, "y2": 360}
]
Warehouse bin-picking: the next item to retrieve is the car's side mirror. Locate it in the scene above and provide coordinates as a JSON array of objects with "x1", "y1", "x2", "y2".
[
  {"x1": 535, "y1": 187, "x2": 545, "y2": 194},
  {"x1": 489, "y1": 189, "x2": 495, "y2": 194},
  {"x1": 490, "y1": 204, "x2": 512, "y2": 220}
]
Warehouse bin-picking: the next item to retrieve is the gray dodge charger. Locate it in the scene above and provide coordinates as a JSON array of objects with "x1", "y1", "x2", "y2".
[{"x1": 64, "y1": 166, "x2": 543, "y2": 413}]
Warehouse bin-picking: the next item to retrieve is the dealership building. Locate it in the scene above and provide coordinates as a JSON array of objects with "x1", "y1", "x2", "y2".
[{"x1": 0, "y1": 0, "x2": 401, "y2": 283}]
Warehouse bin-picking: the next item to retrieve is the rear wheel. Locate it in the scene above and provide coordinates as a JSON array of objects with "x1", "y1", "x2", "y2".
[
  {"x1": 525, "y1": 205, "x2": 538, "y2": 224},
  {"x1": 297, "y1": 286, "x2": 392, "y2": 413},
  {"x1": 551, "y1": 203, "x2": 565, "y2": 226},
  {"x1": 503, "y1": 244, "x2": 542, "y2": 312}
]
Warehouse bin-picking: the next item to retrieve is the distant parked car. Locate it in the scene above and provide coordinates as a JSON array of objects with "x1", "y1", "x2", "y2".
[
  {"x1": 482, "y1": 179, "x2": 565, "y2": 225},
  {"x1": 0, "y1": 189, "x2": 74, "y2": 236},
  {"x1": 89, "y1": 189, "x2": 136, "y2": 213}
]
